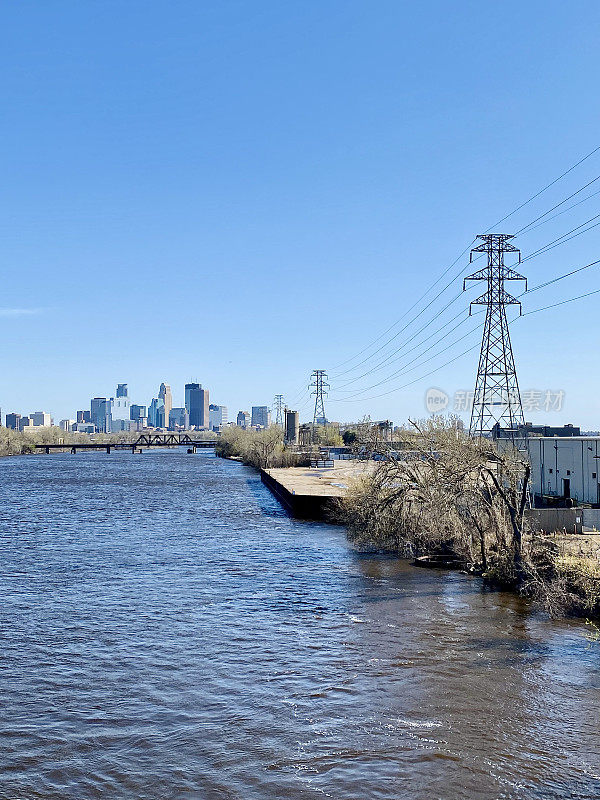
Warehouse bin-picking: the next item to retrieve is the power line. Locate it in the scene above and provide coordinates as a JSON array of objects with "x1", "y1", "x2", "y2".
[
  {"x1": 330, "y1": 144, "x2": 600, "y2": 377},
  {"x1": 485, "y1": 143, "x2": 600, "y2": 230},
  {"x1": 523, "y1": 287, "x2": 600, "y2": 316},
  {"x1": 331, "y1": 271, "x2": 481, "y2": 379},
  {"x1": 333, "y1": 307, "x2": 473, "y2": 391},
  {"x1": 525, "y1": 258, "x2": 600, "y2": 295},
  {"x1": 514, "y1": 176, "x2": 600, "y2": 237},
  {"x1": 329, "y1": 242, "x2": 477, "y2": 372},
  {"x1": 329, "y1": 340, "x2": 483, "y2": 403},
  {"x1": 332, "y1": 320, "x2": 481, "y2": 398},
  {"x1": 333, "y1": 209, "x2": 600, "y2": 385},
  {"x1": 520, "y1": 213, "x2": 600, "y2": 263}
]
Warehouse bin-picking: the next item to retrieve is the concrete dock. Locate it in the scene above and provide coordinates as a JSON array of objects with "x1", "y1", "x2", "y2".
[{"x1": 261, "y1": 460, "x2": 371, "y2": 519}]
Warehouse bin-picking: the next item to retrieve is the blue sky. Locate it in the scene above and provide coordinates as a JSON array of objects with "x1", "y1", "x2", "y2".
[{"x1": 2, "y1": 1, "x2": 600, "y2": 426}]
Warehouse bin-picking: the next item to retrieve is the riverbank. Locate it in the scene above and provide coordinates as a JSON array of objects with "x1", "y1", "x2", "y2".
[
  {"x1": 261, "y1": 460, "x2": 372, "y2": 519},
  {"x1": 258, "y1": 450, "x2": 600, "y2": 620}
]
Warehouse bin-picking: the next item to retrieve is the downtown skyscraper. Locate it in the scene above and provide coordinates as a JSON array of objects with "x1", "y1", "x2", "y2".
[{"x1": 185, "y1": 383, "x2": 209, "y2": 428}]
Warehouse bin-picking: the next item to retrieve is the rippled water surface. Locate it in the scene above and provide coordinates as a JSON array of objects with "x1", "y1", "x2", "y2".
[{"x1": 1, "y1": 450, "x2": 599, "y2": 799}]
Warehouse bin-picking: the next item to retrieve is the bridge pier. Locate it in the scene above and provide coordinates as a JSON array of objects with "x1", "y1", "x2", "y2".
[
  {"x1": 106, "y1": 445, "x2": 111, "y2": 454},
  {"x1": 45, "y1": 446, "x2": 50, "y2": 455},
  {"x1": 71, "y1": 447, "x2": 77, "y2": 454}
]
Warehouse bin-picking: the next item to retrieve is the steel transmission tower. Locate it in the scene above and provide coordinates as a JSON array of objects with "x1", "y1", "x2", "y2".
[
  {"x1": 274, "y1": 394, "x2": 284, "y2": 426},
  {"x1": 309, "y1": 370, "x2": 329, "y2": 437},
  {"x1": 464, "y1": 234, "x2": 527, "y2": 438}
]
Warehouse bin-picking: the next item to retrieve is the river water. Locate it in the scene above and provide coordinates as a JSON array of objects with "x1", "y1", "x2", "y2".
[{"x1": 0, "y1": 449, "x2": 599, "y2": 799}]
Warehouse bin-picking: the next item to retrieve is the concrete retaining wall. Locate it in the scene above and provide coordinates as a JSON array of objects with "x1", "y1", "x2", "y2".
[{"x1": 260, "y1": 469, "x2": 338, "y2": 520}]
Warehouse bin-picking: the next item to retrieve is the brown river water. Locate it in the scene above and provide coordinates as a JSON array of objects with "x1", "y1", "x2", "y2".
[{"x1": 0, "y1": 449, "x2": 599, "y2": 799}]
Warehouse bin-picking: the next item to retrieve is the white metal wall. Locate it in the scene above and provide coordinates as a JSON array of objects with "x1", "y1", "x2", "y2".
[{"x1": 527, "y1": 437, "x2": 600, "y2": 505}]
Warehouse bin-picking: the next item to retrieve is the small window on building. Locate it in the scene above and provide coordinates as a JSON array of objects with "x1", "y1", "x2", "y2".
[
  {"x1": 549, "y1": 468, "x2": 553, "y2": 474},
  {"x1": 567, "y1": 470, "x2": 571, "y2": 476},
  {"x1": 593, "y1": 472, "x2": 597, "y2": 479}
]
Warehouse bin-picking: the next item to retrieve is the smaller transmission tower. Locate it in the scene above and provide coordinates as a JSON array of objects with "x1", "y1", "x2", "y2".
[
  {"x1": 274, "y1": 394, "x2": 285, "y2": 427},
  {"x1": 464, "y1": 234, "x2": 526, "y2": 439},
  {"x1": 309, "y1": 370, "x2": 329, "y2": 441}
]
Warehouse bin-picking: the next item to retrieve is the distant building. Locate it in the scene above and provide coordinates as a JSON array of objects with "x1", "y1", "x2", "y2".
[
  {"x1": 169, "y1": 407, "x2": 189, "y2": 430},
  {"x1": 112, "y1": 383, "x2": 131, "y2": 428},
  {"x1": 19, "y1": 416, "x2": 33, "y2": 432},
  {"x1": 493, "y1": 422, "x2": 581, "y2": 439},
  {"x1": 73, "y1": 422, "x2": 95, "y2": 434},
  {"x1": 185, "y1": 383, "x2": 209, "y2": 428},
  {"x1": 148, "y1": 397, "x2": 165, "y2": 428},
  {"x1": 299, "y1": 423, "x2": 313, "y2": 447},
  {"x1": 30, "y1": 411, "x2": 52, "y2": 427},
  {"x1": 91, "y1": 397, "x2": 112, "y2": 433},
  {"x1": 373, "y1": 420, "x2": 393, "y2": 442},
  {"x1": 284, "y1": 409, "x2": 299, "y2": 445},
  {"x1": 209, "y1": 404, "x2": 227, "y2": 431},
  {"x1": 251, "y1": 406, "x2": 271, "y2": 429},
  {"x1": 237, "y1": 411, "x2": 250, "y2": 429},
  {"x1": 159, "y1": 383, "x2": 172, "y2": 429},
  {"x1": 5, "y1": 413, "x2": 21, "y2": 430},
  {"x1": 130, "y1": 405, "x2": 148, "y2": 428},
  {"x1": 60, "y1": 419, "x2": 76, "y2": 432},
  {"x1": 77, "y1": 410, "x2": 91, "y2": 423}
]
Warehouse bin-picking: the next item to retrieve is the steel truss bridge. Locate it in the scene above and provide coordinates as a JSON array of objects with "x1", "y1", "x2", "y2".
[{"x1": 35, "y1": 433, "x2": 218, "y2": 454}]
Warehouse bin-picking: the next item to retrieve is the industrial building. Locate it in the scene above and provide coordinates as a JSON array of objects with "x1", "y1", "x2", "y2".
[
  {"x1": 284, "y1": 409, "x2": 299, "y2": 445},
  {"x1": 527, "y1": 436, "x2": 600, "y2": 506}
]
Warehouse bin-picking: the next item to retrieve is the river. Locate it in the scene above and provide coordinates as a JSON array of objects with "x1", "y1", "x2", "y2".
[{"x1": 0, "y1": 449, "x2": 599, "y2": 799}]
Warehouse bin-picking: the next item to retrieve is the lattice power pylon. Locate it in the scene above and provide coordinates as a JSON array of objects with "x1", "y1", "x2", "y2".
[
  {"x1": 309, "y1": 370, "x2": 329, "y2": 440},
  {"x1": 274, "y1": 394, "x2": 284, "y2": 426},
  {"x1": 464, "y1": 234, "x2": 526, "y2": 439}
]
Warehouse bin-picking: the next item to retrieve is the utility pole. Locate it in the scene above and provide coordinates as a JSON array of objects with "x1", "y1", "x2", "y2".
[
  {"x1": 309, "y1": 370, "x2": 329, "y2": 443},
  {"x1": 274, "y1": 394, "x2": 284, "y2": 427},
  {"x1": 464, "y1": 234, "x2": 526, "y2": 440}
]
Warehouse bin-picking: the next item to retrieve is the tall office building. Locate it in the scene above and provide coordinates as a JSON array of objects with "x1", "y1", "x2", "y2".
[
  {"x1": 112, "y1": 384, "x2": 131, "y2": 429},
  {"x1": 159, "y1": 383, "x2": 172, "y2": 429},
  {"x1": 130, "y1": 404, "x2": 147, "y2": 421},
  {"x1": 5, "y1": 413, "x2": 21, "y2": 430},
  {"x1": 251, "y1": 406, "x2": 271, "y2": 429},
  {"x1": 209, "y1": 404, "x2": 227, "y2": 431},
  {"x1": 91, "y1": 397, "x2": 112, "y2": 433},
  {"x1": 76, "y1": 410, "x2": 91, "y2": 423},
  {"x1": 237, "y1": 411, "x2": 250, "y2": 429},
  {"x1": 185, "y1": 382, "x2": 209, "y2": 428},
  {"x1": 169, "y1": 407, "x2": 189, "y2": 429},
  {"x1": 148, "y1": 398, "x2": 165, "y2": 428}
]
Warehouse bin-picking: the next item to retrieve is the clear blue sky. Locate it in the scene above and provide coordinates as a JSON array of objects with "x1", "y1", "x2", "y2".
[{"x1": 2, "y1": 1, "x2": 600, "y2": 426}]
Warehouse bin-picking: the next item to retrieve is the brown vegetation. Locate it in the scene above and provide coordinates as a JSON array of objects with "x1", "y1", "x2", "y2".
[{"x1": 340, "y1": 416, "x2": 600, "y2": 619}]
